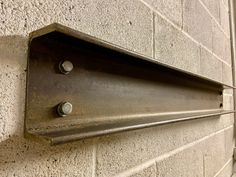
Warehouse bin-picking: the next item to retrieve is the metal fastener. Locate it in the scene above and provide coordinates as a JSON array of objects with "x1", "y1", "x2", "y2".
[
  {"x1": 59, "y1": 60, "x2": 73, "y2": 74},
  {"x1": 220, "y1": 103, "x2": 223, "y2": 108},
  {"x1": 57, "y1": 102, "x2": 73, "y2": 117}
]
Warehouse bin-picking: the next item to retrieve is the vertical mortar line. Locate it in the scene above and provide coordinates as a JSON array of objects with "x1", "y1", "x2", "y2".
[
  {"x1": 92, "y1": 138, "x2": 98, "y2": 177},
  {"x1": 229, "y1": 0, "x2": 236, "y2": 165},
  {"x1": 114, "y1": 126, "x2": 233, "y2": 177},
  {"x1": 139, "y1": 0, "x2": 231, "y2": 66},
  {"x1": 152, "y1": 11, "x2": 155, "y2": 59}
]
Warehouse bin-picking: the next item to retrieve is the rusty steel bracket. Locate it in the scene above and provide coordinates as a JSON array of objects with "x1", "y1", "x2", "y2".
[{"x1": 25, "y1": 23, "x2": 235, "y2": 145}]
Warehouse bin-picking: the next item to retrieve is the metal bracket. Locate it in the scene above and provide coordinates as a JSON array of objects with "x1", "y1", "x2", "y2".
[{"x1": 25, "y1": 23, "x2": 235, "y2": 145}]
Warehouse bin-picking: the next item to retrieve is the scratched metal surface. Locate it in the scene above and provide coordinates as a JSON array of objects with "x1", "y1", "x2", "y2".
[{"x1": 25, "y1": 24, "x2": 231, "y2": 145}]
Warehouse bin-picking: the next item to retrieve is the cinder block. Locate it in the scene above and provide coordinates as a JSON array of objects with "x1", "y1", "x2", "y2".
[
  {"x1": 96, "y1": 124, "x2": 184, "y2": 177},
  {"x1": 96, "y1": 116, "x2": 228, "y2": 177},
  {"x1": 222, "y1": 0, "x2": 229, "y2": 11},
  {"x1": 203, "y1": 131, "x2": 226, "y2": 177},
  {"x1": 220, "y1": 0, "x2": 230, "y2": 36},
  {"x1": 129, "y1": 164, "x2": 156, "y2": 177},
  {"x1": 156, "y1": 129, "x2": 232, "y2": 177},
  {"x1": 156, "y1": 143, "x2": 204, "y2": 177},
  {"x1": 213, "y1": 23, "x2": 231, "y2": 65},
  {"x1": 201, "y1": 0, "x2": 220, "y2": 23},
  {"x1": 200, "y1": 47, "x2": 222, "y2": 82},
  {"x1": 154, "y1": 13, "x2": 200, "y2": 74},
  {"x1": 215, "y1": 159, "x2": 233, "y2": 177},
  {"x1": 223, "y1": 95, "x2": 234, "y2": 111},
  {"x1": 222, "y1": 64, "x2": 233, "y2": 86},
  {"x1": 183, "y1": 0, "x2": 213, "y2": 50},
  {"x1": 180, "y1": 117, "x2": 222, "y2": 144},
  {"x1": 0, "y1": 0, "x2": 153, "y2": 57},
  {"x1": 219, "y1": 114, "x2": 234, "y2": 128},
  {"x1": 224, "y1": 127, "x2": 234, "y2": 161},
  {"x1": 0, "y1": 137, "x2": 94, "y2": 177},
  {"x1": 0, "y1": 37, "x2": 28, "y2": 139},
  {"x1": 225, "y1": 38, "x2": 232, "y2": 65},
  {"x1": 0, "y1": 67, "x2": 26, "y2": 139},
  {"x1": 142, "y1": 0, "x2": 182, "y2": 27}
]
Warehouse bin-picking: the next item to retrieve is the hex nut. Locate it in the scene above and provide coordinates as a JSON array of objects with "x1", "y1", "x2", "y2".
[
  {"x1": 59, "y1": 60, "x2": 74, "y2": 74},
  {"x1": 57, "y1": 102, "x2": 73, "y2": 117}
]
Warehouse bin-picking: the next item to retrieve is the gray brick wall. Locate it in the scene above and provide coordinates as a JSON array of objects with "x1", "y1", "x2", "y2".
[{"x1": 0, "y1": 0, "x2": 234, "y2": 176}]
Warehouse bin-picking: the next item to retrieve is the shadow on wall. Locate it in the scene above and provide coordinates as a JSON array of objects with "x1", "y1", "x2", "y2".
[{"x1": 0, "y1": 36, "x2": 95, "y2": 176}]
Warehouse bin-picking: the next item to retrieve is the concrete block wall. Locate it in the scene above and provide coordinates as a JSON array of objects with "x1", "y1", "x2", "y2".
[{"x1": 0, "y1": 0, "x2": 234, "y2": 176}]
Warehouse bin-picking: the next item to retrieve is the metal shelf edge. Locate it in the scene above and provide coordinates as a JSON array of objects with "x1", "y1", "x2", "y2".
[{"x1": 28, "y1": 110, "x2": 235, "y2": 145}]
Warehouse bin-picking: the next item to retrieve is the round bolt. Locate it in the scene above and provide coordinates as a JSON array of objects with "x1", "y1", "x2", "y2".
[
  {"x1": 57, "y1": 102, "x2": 73, "y2": 117},
  {"x1": 59, "y1": 60, "x2": 73, "y2": 74}
]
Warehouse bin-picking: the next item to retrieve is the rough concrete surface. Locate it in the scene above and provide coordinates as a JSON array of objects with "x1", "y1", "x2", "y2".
[
  {"x1": 154, "y1": 13, "x2": 201, "y2": 74},
  {"x1": 220, "y1": 0, "x2": 230, "y2": 36},
  {"x1": 212, "y1": 22, "x2": 231, "y2": 65},
  {"x1": 0, "y1": 0, "x2": 153, "y2": 57},
  {"x1": 0, "y1": 0, "x2": 234, "y2": 176},
  {"x1": 183, "y1": 0, "x2": 213, "y2": 51},
  {"x1": 200, "y1": 46, "x2": 222, "y2": 82},
  {"x1": 200, "y1": 0, "x2": 221, "y2": 23},
  {"x1": 142, "y1": 0, "x2": 182, "y2": 27},
  {"x1": 223, "y1": 63, "x2": 233, "y2": 86}
]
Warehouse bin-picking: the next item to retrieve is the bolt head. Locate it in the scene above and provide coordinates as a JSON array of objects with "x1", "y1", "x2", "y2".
[
  {"x1": 57, "y1": 102, "x2": 73, "y2": 117},
  {"x1": 59, "y1": 60, "x2": 73, "y2": 74}
]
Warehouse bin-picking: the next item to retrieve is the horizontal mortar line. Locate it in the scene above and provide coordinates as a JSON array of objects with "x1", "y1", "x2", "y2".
[
  {"x1": 114, "y1": 157, "x2": 156, "y2": 177},
  {"x1": 213, "y1": 158, "x2": 233, "y2": 177},
  {"x1": 199, "y1": 43, "x2": 231, "y2": 68},
  {"x1": 198, "y1": 0, "x2": 230, "y2": 39},
  {"x1": 182, "y1": 32, "x2": 232, "y2": 68},
  {"x1": 223, "y1": 62, "x2": 233, "y2": 69},
  {"x1": 138, "y1": 0, "x2": 182, "y2": 36},
  {"x1": 114, "y1": 125, "x2": 233, "y2": 177},
  {"x1": 139, "y1": 0, "x2": 232, "y2": 68}
]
